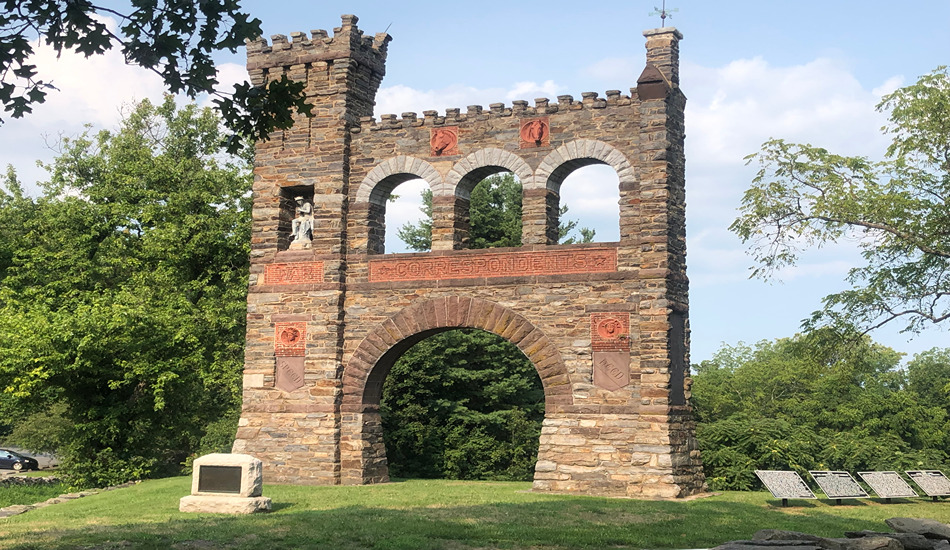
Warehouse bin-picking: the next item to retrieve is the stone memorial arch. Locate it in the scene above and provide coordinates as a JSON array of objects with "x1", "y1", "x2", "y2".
[{"x1": 233, "y1": 14, "x2": 706, "y2": 498}]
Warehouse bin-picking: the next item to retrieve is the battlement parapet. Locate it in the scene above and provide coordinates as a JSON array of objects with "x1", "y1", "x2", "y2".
[
  {"x1": 356, "y1": 89, "x2": 648, "y2": 131},
  {"x1": 246, "y1": 14, "x2": 391, "y2": 73}
]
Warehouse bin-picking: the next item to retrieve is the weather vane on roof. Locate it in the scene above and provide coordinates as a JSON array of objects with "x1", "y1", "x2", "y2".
[{"x1": 649, "y1": 1, "x2": 678, "y2": 27}]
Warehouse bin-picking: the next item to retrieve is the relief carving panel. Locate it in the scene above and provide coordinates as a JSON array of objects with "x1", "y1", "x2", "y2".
[
  {"x1": 275, "y1": 356, "x2": 306, "y2": 393},
  {"x1": 430, "y1": 127, "x2": 459, "y2": 157},
  {"x1": 520, "y1": 117, "x2": 549, "y2": 148},
  {"x1": 590, "y1": 312, "x2": 630, "y2": 351},
  {"x1": 274, "y1": 322, "x2": 307, "y2": 357},
  {"x1": 593, "y1": 351, "x2": 631, "y2": 391}
]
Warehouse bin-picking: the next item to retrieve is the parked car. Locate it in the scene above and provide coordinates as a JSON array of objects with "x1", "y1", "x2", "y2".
[{"x1": 0, "y1": 449, "x2": 39, "y2": 471}]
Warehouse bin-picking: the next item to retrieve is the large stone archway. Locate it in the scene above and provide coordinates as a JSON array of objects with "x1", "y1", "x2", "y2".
[
  {"x1": 338, "y1": 296, "x2": 570, "y2": 484},
  {"x1": 234, "y1": 15, "x2": 705, "y2": 498}
]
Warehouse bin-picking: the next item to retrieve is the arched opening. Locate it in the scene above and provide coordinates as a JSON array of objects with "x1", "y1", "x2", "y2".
[
  {"x1": 379, "y1": 327, "x2": 544, "y2": 480},
  {"x1": 385, "y1": 178, "x2": 430, "y2": 254},
  {"x1": 532, "y1": 139, "x2": 635, "y2": 245},
  {"x1": 395, "y1": 169, "x2": 525, "y2": 252},
  {"x1": 357, "y1": 156, "x2": 443, "y2": 255},
  {"x1": 558, "y1": 164, "x2": 621, "y2": 243},
  {"x1": 340, "y1": 296, "x2": 573, "y2": 485}
]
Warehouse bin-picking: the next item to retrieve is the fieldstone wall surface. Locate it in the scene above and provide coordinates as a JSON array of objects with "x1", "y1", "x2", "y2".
[{"x1": 233, "y1": 14, "x2": 706, "y2": 498}]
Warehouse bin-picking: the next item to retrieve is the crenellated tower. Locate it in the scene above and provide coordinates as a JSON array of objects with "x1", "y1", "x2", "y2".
[{"x1": 245, "y1": 14, "x2": 391, "y2": 256}]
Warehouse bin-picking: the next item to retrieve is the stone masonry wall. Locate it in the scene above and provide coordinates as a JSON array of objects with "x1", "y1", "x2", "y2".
[{"x1": 233, "y1": 15, "x2": 705, "y2": 498}]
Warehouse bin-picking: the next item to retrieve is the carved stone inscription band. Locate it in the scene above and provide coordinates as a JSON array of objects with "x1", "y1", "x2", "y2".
[
  {"x1": 264, "y1": 262, "x2": 325, "y2": 285},
  {"x1": 369, "y1": 248, "x2": 617, "y2": 282}
]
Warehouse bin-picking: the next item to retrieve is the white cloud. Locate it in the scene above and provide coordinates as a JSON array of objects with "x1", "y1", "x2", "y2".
[
  {"x1": 560, "y1": 164, "x2": 620, "y2": 243},
  {"x1": 197, "y1": 62, "x2": 249, "y2": 110},
  {"x1": 872, "y1": 76, "x2": 904, "y2": 98},
  {"x1": 505, "y1": 80, "x2": 563, "y2": 101},
  {"x1": 1, "y1": 17, "x2": 166, "y2": 191},
  {"x1": 386, "y1": 178, "x2": 428, "y2": 253},
  {"x1": 683, "y1": 56, "x2": 890, "y2": 177}
]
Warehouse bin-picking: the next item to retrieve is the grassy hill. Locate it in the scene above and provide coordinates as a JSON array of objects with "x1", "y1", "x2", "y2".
[{"x1": 2, "y1": 476, "x2": 950, "y2": 549}]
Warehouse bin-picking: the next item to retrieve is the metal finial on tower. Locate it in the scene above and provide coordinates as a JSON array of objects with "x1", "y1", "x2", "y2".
[{"x1": 649, "y1": 0, "x2": 678, "y2": 27}]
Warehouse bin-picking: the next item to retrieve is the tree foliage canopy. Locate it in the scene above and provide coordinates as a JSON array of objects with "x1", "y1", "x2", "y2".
[
  {"x1": 0, "y1": 1, "x2": 310, "y2": 151},
  {"x1": 692, "y1": 329, "x2": 950, "y2": 490},
  {"x1": 0, "y1": 97, "x2": 249, "y2": 487},
  {"x1": 732, "y1": 67, "x2": 950, "y2": 333}
]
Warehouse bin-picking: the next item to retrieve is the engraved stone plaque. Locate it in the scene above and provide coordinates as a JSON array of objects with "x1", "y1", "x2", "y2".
[
  {"x1": 276, "y1": 356, "x2": 306, "y2": 392},
  {"x1": 755, "y1": 470, "x2": 816, "y2": 499},
  {"x1": 197, "y1": 465, "x2": 243, "y2": 494},
  {"x1": 906, "y1": 470, "x2": 950, "y2": 497},
  {"x1": 809, "y1": 471, "x2": 868, "y2": 499},
  {"x1": 593, "y1": 351, "x2": 630, "y2": 391},
  {"x1": 182, "y1": 453, "x2": 270, "y2": 513},
  {"x1": 858, "y1": 471, "x2": 918, "y2": 498}
]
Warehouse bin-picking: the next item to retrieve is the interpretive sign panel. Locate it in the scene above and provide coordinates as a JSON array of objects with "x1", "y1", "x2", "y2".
[
  {"x1": 755, "y1": 470, "x2": 816, "y2": 499},
  {"x1": 809, "y1": 471, "x2": 868, "y2": 499},
  {"x1": 858, "y1": 471, "x2": 918, "y2": 498},
  {"x1": 197, "y1": 465, "x2": 243, "y2": 494},
  {"x1": 906, "y1": 470, "x2": 950, "y2": 497}
]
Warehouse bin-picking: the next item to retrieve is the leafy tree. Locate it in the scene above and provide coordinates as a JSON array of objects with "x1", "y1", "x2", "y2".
[
  {"x1": 732, "y1": 67, "x2": 950, "y2": 334},
  {"x1": 0, "y1": 1, "x2": 310, "y2": 150},
  {"x1": 396, "y1": 173, "x2": 595, "y2": 251},
  {"x1": 692, "y1": 329, "x2": 950, "y2": 490},
  {"x1": 906, "y1": 348, "x2": 950, "y2": 413},
  {"x1": 0, "y1": 96, "x2": 249, "y2": 487}
]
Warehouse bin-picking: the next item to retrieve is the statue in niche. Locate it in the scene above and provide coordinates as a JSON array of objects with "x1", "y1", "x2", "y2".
[{"x1": 289, "y1": 196, "x2": 314, "y2": 249}]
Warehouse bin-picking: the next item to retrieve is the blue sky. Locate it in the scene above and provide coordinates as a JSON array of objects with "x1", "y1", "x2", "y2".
[{"x1": 3, "y1": 1, "x2": 949, "y2": 363}]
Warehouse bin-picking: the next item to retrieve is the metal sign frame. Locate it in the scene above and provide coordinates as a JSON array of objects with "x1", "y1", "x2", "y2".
[
  {"x1": 755, "y1": 470, "x2": 816, "y2": 505},
  {"x1": 808, "y1": 470, "x2": 868, "y2": 501},
  {"x1": 906, "y1": 470, "x2": 950, "y2": 499},
  {"x1": 857, "y1": 471, "x2": 918, "y2": 500}
]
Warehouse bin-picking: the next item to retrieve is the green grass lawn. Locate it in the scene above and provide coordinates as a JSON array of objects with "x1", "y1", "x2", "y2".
[{"x1": 1, "y1": 477, "x2": 949, "y2": 549}]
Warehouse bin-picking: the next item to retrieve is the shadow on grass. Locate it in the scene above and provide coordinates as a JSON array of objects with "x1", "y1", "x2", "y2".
[{"x1": 0, "y1": 492, "x2": 909, "y2": 550}]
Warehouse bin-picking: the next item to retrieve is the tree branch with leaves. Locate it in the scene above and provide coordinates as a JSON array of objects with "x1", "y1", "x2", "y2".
[
  {"x1": 0, "y1": 1, "x2": 310, "y2": 151},
  {"x1": 731, "y1": 66, "x2": 950, "y2": 334}
]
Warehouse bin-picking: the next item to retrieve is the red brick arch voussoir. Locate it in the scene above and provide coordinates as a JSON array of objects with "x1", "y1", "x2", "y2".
[{"x1": 342, "y1": 296, "x2": 573, "y2": 409}]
